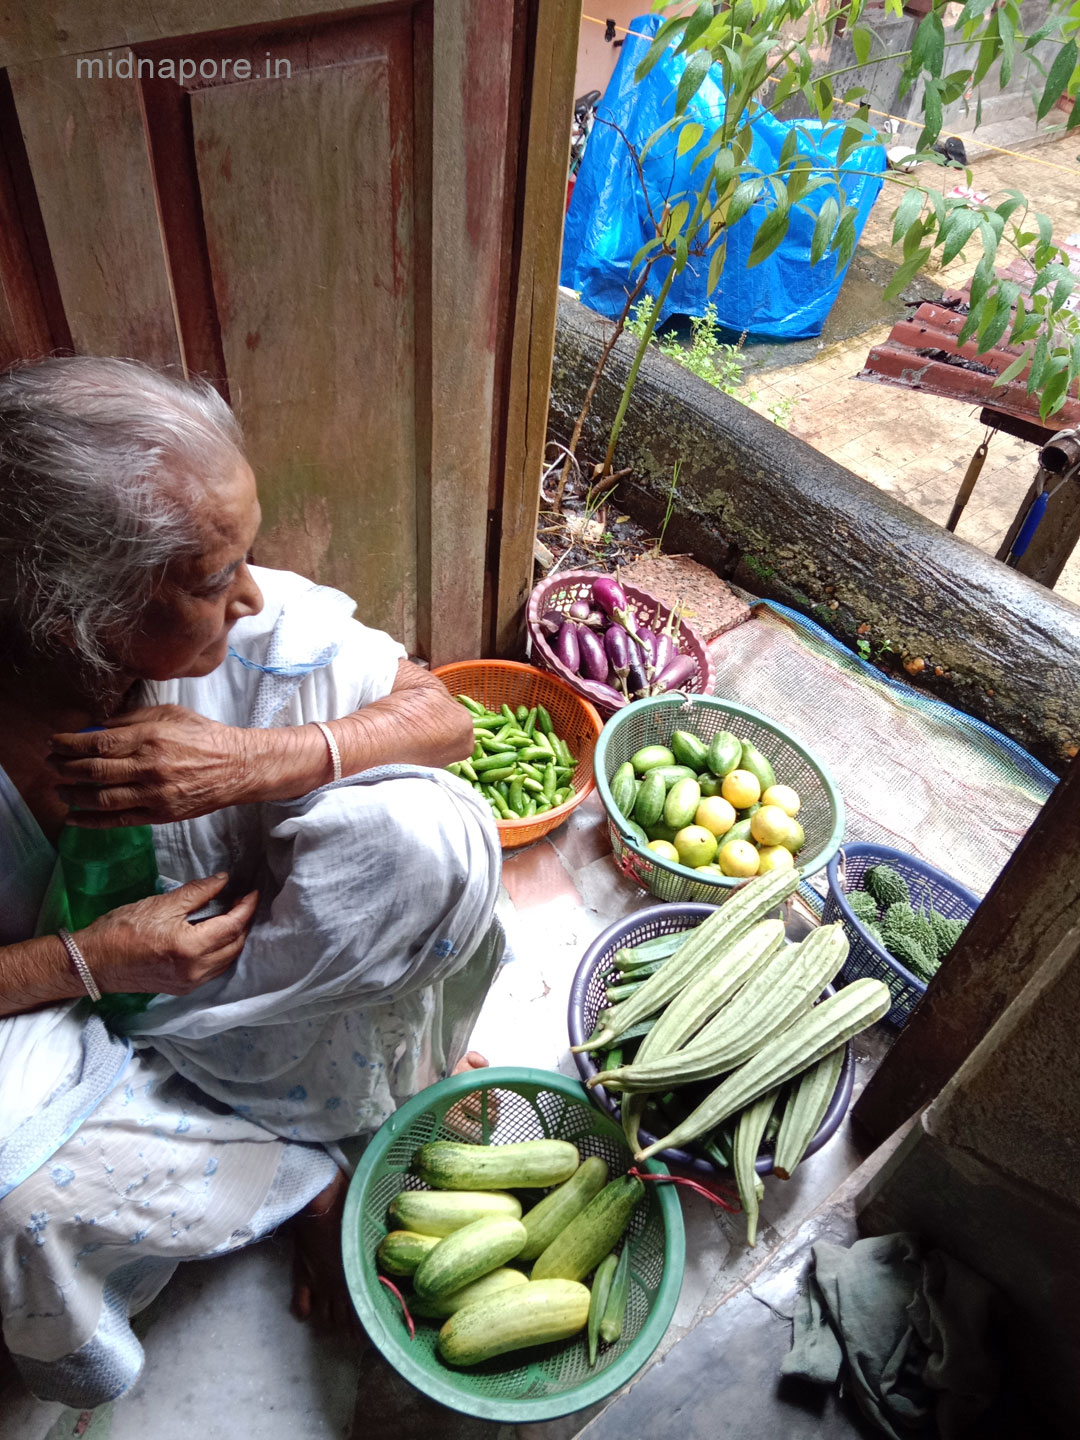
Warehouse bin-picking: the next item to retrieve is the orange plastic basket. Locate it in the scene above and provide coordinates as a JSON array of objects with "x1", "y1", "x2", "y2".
[{"x1": 432, "y1": 660, "x2": 602, "y2": 849}]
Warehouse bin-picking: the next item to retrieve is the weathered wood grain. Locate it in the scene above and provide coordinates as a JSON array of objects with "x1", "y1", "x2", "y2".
[
  {"x1": 191, "y1": 30, "x2": 417, "y2": 647},
  {"x1": 420, "y1": 0, "x2": 515, "y2": 665},
  {"x1": 8, "y1": 53, "x2": 181, "y2": 364},
  {"x1": 491, "y1": 0, "x2": 582, "y2": 657}
]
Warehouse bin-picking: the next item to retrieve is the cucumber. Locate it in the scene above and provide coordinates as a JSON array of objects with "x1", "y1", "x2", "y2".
[
  {"x1": 634, "y1": 771, "x2": 667, "y2": 829},
  {"x1": 725, "y1": 817, "x2": 754, "y2": 845},
  {"x1": 610, "y1": 762, "x2": 637, "y2": 819},
  {"x1": 630, "y1": 744, "x2": 676, "y2": 774},
  {"x1": 376, "y1": 1229, "x2": 440, "y2": 1277},
  {"x1": 670, "y1": 731, "x2": 709, "y2": 770},
  {"x1": 531, "y1": 1174, "x2": 644, "y2": 1282},
  {"x1": 413, "y1": 1216, "x2": 527, "y2": 1299},
  {"x1": 698, "y1": 773, "x2": 722, "y2": 797},
  {"x1": 620, "y1": 818, "x2": 650, "y2": 848},
  {"x1": 414, "y1": 1139, "x2": 580, "y2": 1191},
  {"x1": 738, "y1": 741, "x2": 777, "y2": 794},
  {"x1": 645, "y1": 819, "x2": 680, "y2": 843},
  {"x1": 438, "y1": 1279, "x2": 591, "y2": 1366},
  {"x1": 409, "y1": 1266, "x2": 528, "y2": 1320},
  {"x1": 644, "y1": 764, "x2": 697, "y2": 787},
  {"x1": 518, "y1": 1155, "x2": 610, "y2": 1262},
  {"x1": 664, "y1": 777, "x2": 701, "y2": 830},
  {"x1": 389, "y1": 1188, "x2": 522, "y2": 1237},
  {"x1": 706, "y1": 731, "x2": 742, "y2": 777}
]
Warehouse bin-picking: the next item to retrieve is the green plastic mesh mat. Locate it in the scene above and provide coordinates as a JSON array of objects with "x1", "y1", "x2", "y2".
[
  {"x1": 342, "y1": 1066, "x2": 685, "y2": 1423},
  {"x1": 708, "y1": 603, "x2": 1056, "y2": 899}
]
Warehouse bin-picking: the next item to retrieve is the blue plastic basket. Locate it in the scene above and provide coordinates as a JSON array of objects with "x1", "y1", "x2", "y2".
[{"x1": 823, "y1": 843, "x2": 980, "y2": 1027}]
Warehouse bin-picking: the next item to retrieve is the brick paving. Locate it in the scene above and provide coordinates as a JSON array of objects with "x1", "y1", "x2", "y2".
[{"x1": 741, "y1": 130, "x2": 1080, "y2": 605}]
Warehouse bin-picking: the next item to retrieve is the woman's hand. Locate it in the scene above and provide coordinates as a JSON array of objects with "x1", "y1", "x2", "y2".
[
  {"x1": 50, "y1": 705, "x2": 264, "y2": 825},
  {"x1": 76, "y1": 873, "x2": 258, "y2": 995}
]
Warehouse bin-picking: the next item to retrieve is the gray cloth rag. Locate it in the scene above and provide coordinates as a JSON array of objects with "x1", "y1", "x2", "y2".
[{"x1": 781, "y1": 1233, "x2": 999, "y2": 1439}]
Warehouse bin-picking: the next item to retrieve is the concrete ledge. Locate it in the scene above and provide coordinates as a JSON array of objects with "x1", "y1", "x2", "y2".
[{"x1": 549, "y1": 295, "x2": 1080, "y2": 771}]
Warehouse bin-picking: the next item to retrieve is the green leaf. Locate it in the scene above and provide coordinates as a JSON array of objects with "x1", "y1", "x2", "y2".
[
  {"x1": 994, "y1": 346, "x2": 1032, "y2": 388},
  {"x1": 630, "y1": 235, "x2": 664, "y2": 270},
  {"x1": 997, "y1": 6, "x2": 1015, "y2": 88},
  {"x1": 920, "y1": 82, "x2": 943, "y2": 148},
  {"x1": 833, "y1": 209, "x2": 859, "y2": 269},
  {"x1": 1051, "y1": 271, "x2": 1076, "y2": 314},
  {"x1": 636, "y1": 18, "x2": 688, "y2": 83},
  {"x1": 1036, "y1": 211, "x2": 1054, "y2": 251},
  {"x1": 676, "y1": 3, "x2": 716, "y2": 54},
  {"x1": 940, "y1": 208, "x2": 980, "y2": 266},
  {"x1": 842, "y1": 85, "x2": 869, "y2": 106},
  {"x1": 677, "y1": 122, "x2": 705, "y2": 158},
  {"x1": 811, "y1": 194, "x2": 840, "y2": 266},
  {"x1": 747, "y1": 208, "x2": 791, "y2": 268},
  {"x1": 707, "y1": 239, "x2": 727, "y2": 296},
  {"x1": 664, "y1": 199, "x2": 691, "y2": 241},
  {"x1": 1040, "y1": 366, "x2": 1070, "y2": 419},
  {"x1": 976, "y1": 281, "x2": 1019, "y2": 353},
  {"x1": 779, "y1": 127, "x2": 799, "y2": 170},
  {"x1": 973, "y1": 17, "x2": 1000, "y2": 87},
  {"x1": 957, "y1": 298, "x2": 985, "y2": 349},
  {"x1": 891, "y1": 185, "x2": 924, "y2": 247},
  {"x1": 1036, "y1": 39, "x2": 1077, "y2": 121},
  {"x1": 883, "y1": 246, "x2": 933, "y2": 302},
  {"x1": 815, "y1": 76, "x2": 834, "y2": 120},
  {"x1": 677, "y1": 51, "x2": 714, "y2": 113},
  {"x1": 852, "y1": 27, "x2": 873, "y2": 67},
  {"x1": 959, "y1": 0, "x2": 994, "y2": 21},
  {"x1": 838, "y1": 110, "x2": 873, "y2": 165},
  {"x1": 713, "y1": 148, "x2": 736, "y2": 191},
  {"x1": 1026, "y1": 334, "x2": 1049, "y2": 395},
  {"x1": 675, "y1": 234, "x2": 689, "y2": 272},
  {"x1": 911, "y1": 12, "x2": 945, "y2": 79},
  {"x1": 1068, "y1": 93, "x2": 1080, "y2": 131},
  {"x1": 727, "y1": 177, "x2": 764, "y2": 227}
]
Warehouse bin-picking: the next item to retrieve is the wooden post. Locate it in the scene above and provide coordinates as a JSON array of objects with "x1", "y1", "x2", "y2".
[{"x1": 853, "y1": 752, "x2": 1079, "y2": 1145}]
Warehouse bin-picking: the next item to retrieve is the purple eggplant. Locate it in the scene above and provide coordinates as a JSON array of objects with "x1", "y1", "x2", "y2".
[
  {"x1": 583, "y1": 608, "x2": 606, "y2": 628},
  {"x1": 556, "y1": 620, "x2": 582, "y2": 674},
  {"x1": 604, "y1": 624, "x2": 631, "y2": 696},
  {"x1": 653, "y1": 631, "x2": 677, "y2": 675},
  {"x1": 568, "y1": 598, "x2": 593, "y2": 621},
  {"x1": 651, "y1": 652, "x2": 697, "y2": 695},
  {"x1": 577, "y1": 624, "x2": 610, "y2": 683},
  {"x1": 591, "y1": 575, "x2": 643, "y2": 642},
  {"x1": 540, "y1": 609, "x2": 564, "y2": 637},
  {"x1": 626, "y1": 649, "x2": 649, "y2": 698},
  {"x1": 584, "y1": 679, "x2": 627, "y2": 708}
]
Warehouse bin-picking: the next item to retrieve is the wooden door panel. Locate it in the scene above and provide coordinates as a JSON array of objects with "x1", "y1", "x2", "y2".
[
  {"x1": 7, "y1": 55, "x2": 182, "y2": 364},
  {"x1": 191, "y1": 45, "x2": 417, "y2": 645}
]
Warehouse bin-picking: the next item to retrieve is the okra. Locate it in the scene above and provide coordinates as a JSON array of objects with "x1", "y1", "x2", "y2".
[
  {"x1": 733, "y1": 1087, "x2": 781, "y2": 1247},
  {"x1": 604, "y1": 979, "x2": 643, "y2": 1005},
  {"x1": 587, "y1": 1252, "x2": 617, "y2": 1366},
  {"x1": 599, "y1": 1243, "x2": 631, "y2": 1344}
]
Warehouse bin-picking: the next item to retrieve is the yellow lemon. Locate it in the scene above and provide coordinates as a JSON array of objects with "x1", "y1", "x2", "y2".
[
  {"x1": 762, "y1": 784, "x2": 801, "y2": 817},
  {"x1": 757, "y1": 844, "x2": 795, "y2": 874},
  {"x1": 647, "y1": 839, "x2": 680, "y2": 863},
  {"x1": 718, "y1": 839, "x2": 760, "y2": 877},
  {"x1": 694, "y1": 795, "x2": 737, "y2": 837},
  {"x1": 720, "y1": 769, "x2": 761, "y2": 810},
  {"x1": 781, "y1": 819, "x2": 806, "y2": 854},
  {"x1": 694, "y1": 863, "x2": 725, "y2": 875},
  {"x1": 673, "y1": 825, "x2": 718, "y2": 869},
  {"x1": 750, "y1": 804, "x2": 795, "y2": 847}
]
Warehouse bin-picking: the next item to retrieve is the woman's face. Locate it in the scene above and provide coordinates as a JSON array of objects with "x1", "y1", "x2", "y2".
[{"x1": 114, "y1": 456, "x2": 265, "y2": 681}]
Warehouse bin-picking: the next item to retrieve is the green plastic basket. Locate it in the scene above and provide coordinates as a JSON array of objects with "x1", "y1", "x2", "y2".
[
  {"x1": 595, "y1": 694, "x2": 845, "y2": 904},
  {"x1": 342, "y1": 1066, "x2": 686, "y2": 1424}
]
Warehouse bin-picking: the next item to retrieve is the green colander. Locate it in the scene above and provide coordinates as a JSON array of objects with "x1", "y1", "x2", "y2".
[
  {"x1": 342, "y1": 1066, "x2": 685, "y2": 1423},
  {"x1": 595, "y1": 693, "x2": 845, "y2": 904}
]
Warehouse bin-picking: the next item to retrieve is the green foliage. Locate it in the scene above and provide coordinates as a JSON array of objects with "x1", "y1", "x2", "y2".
[
  {"x1": 594, "y1": 0, "x2": 1080, "y2": 481},
  {"x1": 626, "y1": 296, "x2": 749, "y2": 395}
]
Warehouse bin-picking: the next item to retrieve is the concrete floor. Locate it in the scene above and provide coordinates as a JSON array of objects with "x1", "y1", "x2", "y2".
[
  {"x1": 740, "y1": 128, "x2": 1080, "y2": 607},
  {"x1": 3, "y1": 794, "x2": 888, "y2": 1440}
]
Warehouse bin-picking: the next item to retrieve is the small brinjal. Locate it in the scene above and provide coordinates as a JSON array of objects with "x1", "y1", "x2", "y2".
[
  {"x1": 604, "y1": 624, "x2": 631, "y2": 696},
  {"x1": 626, "y1": 648, "x2": 649, "y2": 698},
  {"x1": 651, "y1": 652, "x2": 697, "y2": 695},
  {"x1": 653, "y1": 631, "x2": 677, "y2": 676},
  {"x1": 556, "y1": 619, "x2": 582, "y2": 674},
  {"x1": 577, "y1": 624, "x2": 610, "y2": 683},
  {"x1": 540, "y1": 609, "x2": 564, "y2": 637},
  {"x1": 568, "y1": 598, "x2": 593, "y2": 621}
]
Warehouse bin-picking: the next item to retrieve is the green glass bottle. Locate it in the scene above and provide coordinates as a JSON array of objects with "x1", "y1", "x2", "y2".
[{"x1": 57, "y1": 815, "x2": 160, "y2": 1022}]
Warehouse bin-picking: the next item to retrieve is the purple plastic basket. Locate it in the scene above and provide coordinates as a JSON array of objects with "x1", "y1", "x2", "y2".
[
  {"x1": 824, "y1": 843, "x2": 980, "y2": 1029},
  {"x1": 568, "y1": 903, "x2": 855, "y2": 1177}
]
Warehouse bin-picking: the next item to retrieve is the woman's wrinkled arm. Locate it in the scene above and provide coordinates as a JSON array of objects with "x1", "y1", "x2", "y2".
[
  {"x1": 0, "y1": 936, "x2": 86, "y2": 1015},
  {"x1": 51, "y1": 660, "x2": 475, "y2": 826}
]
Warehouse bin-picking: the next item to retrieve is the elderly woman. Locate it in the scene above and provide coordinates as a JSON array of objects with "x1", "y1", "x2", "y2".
[{"x1": 0, "y1": 357, "x2": 503, "y2": 1406}]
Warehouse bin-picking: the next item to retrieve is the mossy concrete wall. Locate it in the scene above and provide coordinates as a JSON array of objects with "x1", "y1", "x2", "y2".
[{"x1": 549, "y1": 295, "x2": 1080, "y2": 772}]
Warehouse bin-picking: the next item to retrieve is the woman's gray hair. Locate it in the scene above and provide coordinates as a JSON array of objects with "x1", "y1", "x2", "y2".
[{"x1": 0, "y1": 355, "x2": 246, "y2": 676}]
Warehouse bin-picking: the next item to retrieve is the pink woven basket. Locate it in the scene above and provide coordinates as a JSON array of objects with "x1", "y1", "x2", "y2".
[{"x1": 526, "y1": 569, "x2": 715, "y2": 715}]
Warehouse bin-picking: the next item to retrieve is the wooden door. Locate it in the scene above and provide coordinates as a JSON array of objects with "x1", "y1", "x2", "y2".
[{"x1": 0, "y1": 1, "x2": 581, "y2": 661}]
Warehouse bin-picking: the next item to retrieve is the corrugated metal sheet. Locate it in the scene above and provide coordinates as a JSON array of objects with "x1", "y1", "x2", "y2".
[{"x1": 858, "y1": 242, "x2": 1080, "y2": 431}]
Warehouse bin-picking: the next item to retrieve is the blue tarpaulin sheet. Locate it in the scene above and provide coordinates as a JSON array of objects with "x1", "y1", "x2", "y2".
[{"x1": 561, "y1": 15, "x2": 886, "y2": 339}]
